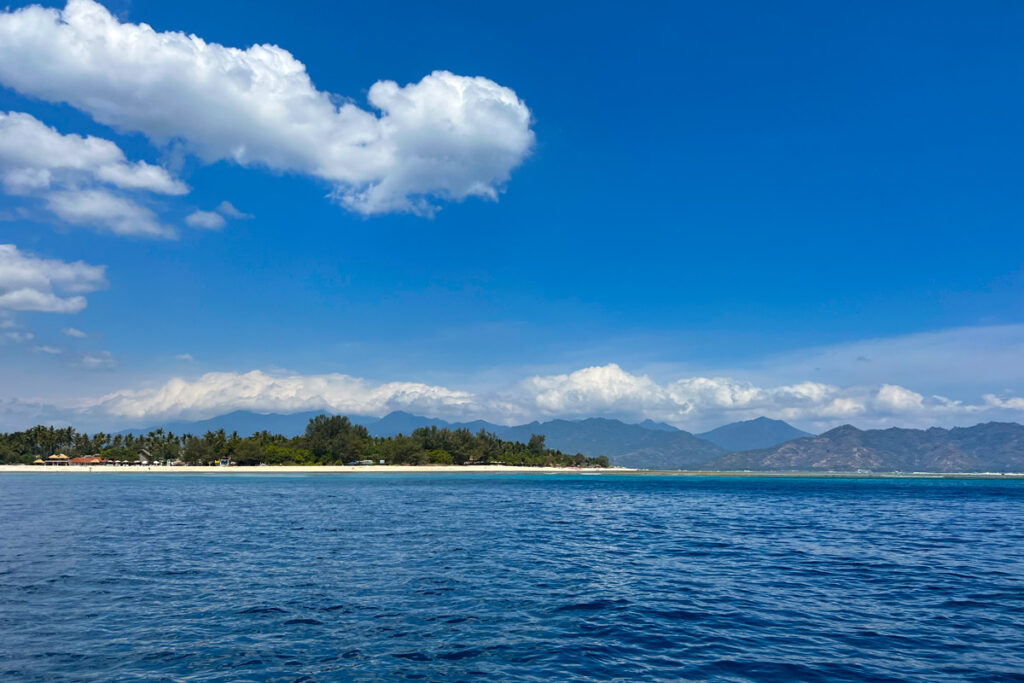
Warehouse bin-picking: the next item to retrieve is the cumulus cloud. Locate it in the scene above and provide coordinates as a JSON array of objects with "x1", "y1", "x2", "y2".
[
  {"x1": 33, "y1": 345, "x2": 62, "y2": 355},
  {"x1": 0, "y1": 244, "x2": 107, "y2": 314},
  {"x1": 0, "y1": 111, "x2": 185, "y2": 238},
  {"x1": 96, "y1": 369, "x2": 476, "y2": 420},
  {"x1": 521, "y1": 363, "x2": 1024, "y2": 430},
  {"x1": 874, "y1": 384, "x2": 925, "y2": 412},
  {"x1": 983, "y1": 395, "x2": 1024, "y2": 411},
  {"x1": 45, "y1": 188, "x2": 173, "y2": 238},
  {"x1": 62, "y1": 327, "x2": 87, "y2": 338},
  {"x1": 0, "y1": 111, "x2": 185, "y2": 195},
  {"x1": 512, "y1": 364, "x2": 1024, "y2": 430},
  {"x1": 518, "y1": 364, "x2": 874, "y2": 427},
  {"x1": 0, "y1": 0, "x2": 535, "y2": 216},
  {"x1": 185, "y1": 201, "x2": 251, "y2": 230},
  {"x1": 185, "y1": 210, "x2": 226, "y2": 230}
]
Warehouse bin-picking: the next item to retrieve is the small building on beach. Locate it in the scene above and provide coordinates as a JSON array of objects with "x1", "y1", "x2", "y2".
[{"x1": 70, "y1": 456, "x2": 110, "y2": 466}]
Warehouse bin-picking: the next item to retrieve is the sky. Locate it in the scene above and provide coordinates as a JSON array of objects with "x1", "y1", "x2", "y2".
[{"x1": 1, "y1": 0, "x2": 1023, "y2": 433}]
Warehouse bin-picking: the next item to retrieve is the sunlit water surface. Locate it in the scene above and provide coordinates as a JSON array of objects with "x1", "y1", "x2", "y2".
[{"x1": 1, "y1": 473, "x2": 1022, "y2": 681}]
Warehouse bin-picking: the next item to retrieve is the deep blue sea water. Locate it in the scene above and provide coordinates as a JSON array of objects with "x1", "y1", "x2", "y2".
[{"x1": 1, "y1": 473, "x2": 1022, "y2": 682}]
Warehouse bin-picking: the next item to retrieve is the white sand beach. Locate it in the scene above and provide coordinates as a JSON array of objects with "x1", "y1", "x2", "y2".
[{"x1": 0, "y1": 464, "x2": 632, "y2": 474}]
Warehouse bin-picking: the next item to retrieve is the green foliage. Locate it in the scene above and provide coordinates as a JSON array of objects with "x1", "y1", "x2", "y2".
[{"x1": 0, "y1": 417, "x2": 611, "y2": 468}]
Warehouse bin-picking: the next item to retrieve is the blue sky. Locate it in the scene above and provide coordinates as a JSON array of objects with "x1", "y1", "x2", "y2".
[{"x1": 1, "y1": 0, "x2": 1023, "y2": 432}]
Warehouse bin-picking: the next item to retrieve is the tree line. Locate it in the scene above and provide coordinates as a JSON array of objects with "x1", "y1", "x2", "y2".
[{"x1": 0, "y1": 415, "x2": 611, "y2": 468}]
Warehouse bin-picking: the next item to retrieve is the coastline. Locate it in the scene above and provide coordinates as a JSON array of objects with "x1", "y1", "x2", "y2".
[
  {"x1": 0, "y1": 464, "x2": 630, "y2": 474},
  {"x1": 1, "y1": 464, "x2": 1022, "y2": 478}
]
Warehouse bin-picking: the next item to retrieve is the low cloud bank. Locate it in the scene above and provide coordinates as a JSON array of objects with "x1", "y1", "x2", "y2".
[{"x1": 38, "y1": 363, "x2": 1023, "y2": 433}]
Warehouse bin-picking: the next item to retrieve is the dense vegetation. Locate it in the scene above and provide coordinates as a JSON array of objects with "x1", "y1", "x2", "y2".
[{"x1": 0, "y1": 415, "x2": 610, "y2": 468}]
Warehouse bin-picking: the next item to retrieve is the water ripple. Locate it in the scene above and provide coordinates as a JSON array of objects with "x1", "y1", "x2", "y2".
[{"x1": 1, "y1": 474, "x2": 1022, "y2": 681}]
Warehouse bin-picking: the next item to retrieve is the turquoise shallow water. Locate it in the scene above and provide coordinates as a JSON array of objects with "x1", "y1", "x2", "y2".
[{"x1": 1, "y1": 473, "x2": 1022, "y2": 681}]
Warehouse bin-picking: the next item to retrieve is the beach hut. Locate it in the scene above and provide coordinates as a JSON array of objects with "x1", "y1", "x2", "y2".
[
  {"x1": 46, "y1": 454, "x2": 70, "y2": 466},
  {"x1": 32, "y1": 458, "x2": 45, "y2": 466}
]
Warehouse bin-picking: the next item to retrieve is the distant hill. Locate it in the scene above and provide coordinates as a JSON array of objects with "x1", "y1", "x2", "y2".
[
  {"x1": 118, "y1": 409, "x2": 726, "y2": 465},
  {"x1": 697, "y1": 416, "x2": 811, "y2": 451},
  {"x1": 609, "y1": 434, "x2": 726, "y2": 469},
  {"x1": 366, "y1": 411, "x2": 451, "y2": 437},
  {"x1": 709, "y1": 422, "x2": 1024, "y2": 472},
  {"x1": 364, "y1": 412, "x2": 717, "y2": 461},
  {"x1": 119, "y1": 410, "x2": 378, "y2": 438},
  {"x1": 493, "y1": 418, "x2": 713, "y2": 460}
]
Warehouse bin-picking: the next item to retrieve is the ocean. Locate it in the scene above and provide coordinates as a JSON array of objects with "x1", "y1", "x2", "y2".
[{"x1": 1, "y1": 473, "x2": 1022, "y2": 681}]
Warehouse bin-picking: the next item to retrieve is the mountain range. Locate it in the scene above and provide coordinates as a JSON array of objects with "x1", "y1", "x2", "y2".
[
  {"x1": 118, "y1": 411, "x2": 1024, "y2": 472},
  {"x1": 710, "y1": 422, "x2": 1024, "y2": 473},
  {"x1": 120, "y1": 411, "x2": 801, "y2": 466}
]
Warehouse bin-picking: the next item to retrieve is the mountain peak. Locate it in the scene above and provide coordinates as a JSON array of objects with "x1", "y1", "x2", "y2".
[
  {"x1": 697, "y1": 417, "x2": 812, "y2": 452},
  {"x1": 636, "y1": 419, "x2": 679, "y2": 432}
]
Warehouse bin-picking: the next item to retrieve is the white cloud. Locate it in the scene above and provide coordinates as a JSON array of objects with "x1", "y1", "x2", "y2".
[
  {"x1": 3, "y1": 331, "x2": 34, "y2": 343},
  {"x1": 874, "y1": 384, "x2": 925, "y2": 412},
  {"x1": 517, "y1": 364, "x2": 868, "y2": 426},
  {"x1": 62, "y1": 327, "x2": 87, "y2": 338},
  {"x1": 185, "y1": 210, "x2": 226, "y2": 230},
  {"x1": 96, "y1": 369, "x2": 475, "y2": 420},
  {"x1": 0, "y1": 111, "x2": 184, "y2": 238},
  {"x1": 46, "y1": 188, "x2": 174, "y2": 238},
  {"x1": 0, "y1": 111, "x2": 186, "y2": 195},
  {"x1": 524, "y1": 364, "x2": 663, "y2": 414},
  {"x1": 0, "y1": 244, "x2": 107, "y2": 314},
  {"x1": 216, "y1": 201, "x2": 251, "y2": 219},
  {"x1": 983, "y1": 395, "x2": 1024, "y2": 411},
  {"x1": 174, "y1": 353, "x2": 194, "y2": 361},
  {"x1": 5, "y1": 326, "x2": 1024, "y2": 431},
  {"x1": 0, "y1": 0, "x2": 534, "y2": 216},
  {"x1": 187, "y1": 201, "x2": 254, "y2": 230},
  {"x1": 34, "y1": 345, "x2": 62, "y2": 354},
  {"x1": 0, "y1": 289, "x2": 87, "y2": 313},
  {"x1": 48, "y1": 361, "x2": 1020, "y2": 431},
  {"x1": 74, "y1": 350, "x2": 117, "y2": 370},
  {"x1": 510, "y1": 364, "x2": 1007, "y2": 430}
]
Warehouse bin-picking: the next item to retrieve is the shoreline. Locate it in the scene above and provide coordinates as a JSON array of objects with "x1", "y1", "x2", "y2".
[
  {"x1": 1, "y1": 464, "x2": 1022, "y2": 478},
  {"x1": 0, "y1": 464, "x2": 629, "y2": 475}
]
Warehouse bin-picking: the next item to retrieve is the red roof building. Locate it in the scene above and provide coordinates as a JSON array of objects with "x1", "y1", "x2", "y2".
[{"x1": 69, "y1": 456, "x2": 110, "y2": 466}]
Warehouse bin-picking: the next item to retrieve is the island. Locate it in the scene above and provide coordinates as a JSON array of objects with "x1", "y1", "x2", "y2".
[{"x1": 0, "y1": 415, "x2": 611, "y2": 469}]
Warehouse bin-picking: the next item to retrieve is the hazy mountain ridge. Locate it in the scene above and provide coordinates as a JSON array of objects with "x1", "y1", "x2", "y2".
[
  {"x1": 697, "y1": 416, "x2": 812, "y2": 451},
  {"x1": 370, "y1": 413, "x2": 726, "y2": 460},
  {"x1": 118, "y1": 410, "x2": 791, "y2": 465},
  {"x1": 117, "y1": 410, "x2": 1024, "y2": 471},
  {"x1": 118, "y1": 410, "x2": 379, "y2": 438},
  {"x1": 710, "y1": 422, "x2": 1024, "y2": 472}
]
